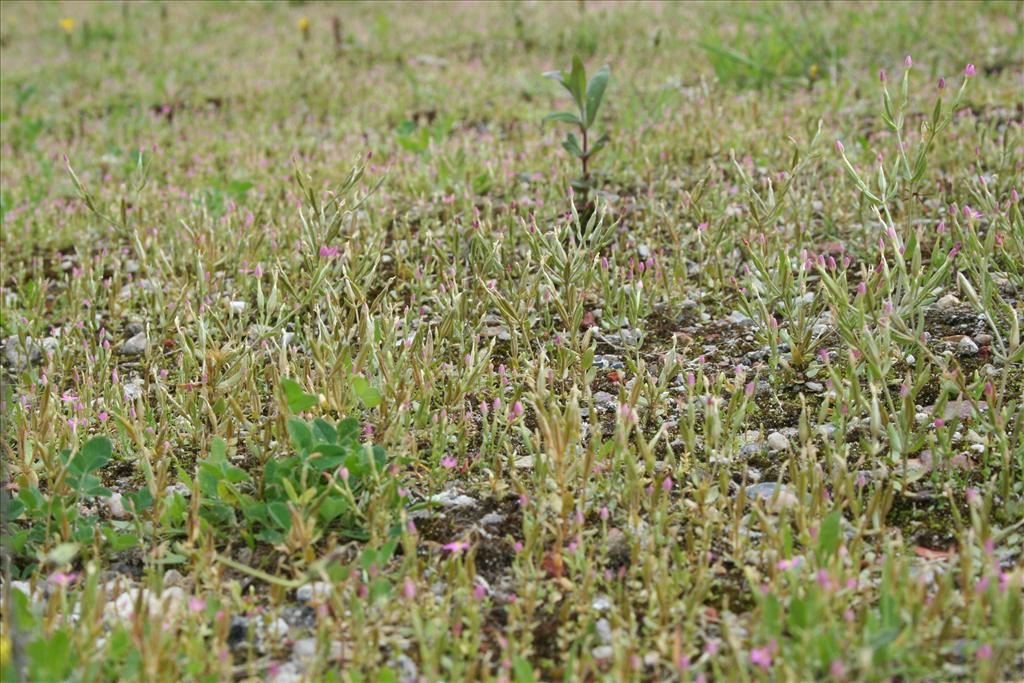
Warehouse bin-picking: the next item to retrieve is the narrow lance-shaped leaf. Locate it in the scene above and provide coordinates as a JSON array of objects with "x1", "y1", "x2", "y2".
[
  {"x1": 562, "y1": 133, "x2": 583, "y2": 158},
  {"x1": 542, "y1": 112, "x2": 582, "y2": 125},
  {"x1": 568, "y1": 55, "x2": 587, "y2": 114},
  {"x1": 585, "y1": 65, "x2": 610, "y2": 127}
]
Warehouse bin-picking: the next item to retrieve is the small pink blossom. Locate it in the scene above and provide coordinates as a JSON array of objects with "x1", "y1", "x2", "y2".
[{"x1": 751, "y1": 646, "x2": 772, "y2": 669}]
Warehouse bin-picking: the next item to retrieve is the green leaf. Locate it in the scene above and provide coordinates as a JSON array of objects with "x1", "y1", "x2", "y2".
[
  {"x1": 267, "y1": 502, "x2": 292, "y2": 530},
  {"x1": 542, "y1": 70, "x2": 565, "y2": 85},
  {"x1": 561, "y1": 133, "x2": 583, "y2": 158},
  {"x1": 73, "y1": 437, "x2": 112, "y2": 474},
  {"x1": 818, "y1": 511, "x2": 842, "y2": 559},
  {"x1": 311, "y1": 418, "x2": 337, "y2": 445},
  {"x1": 351, "y1": 376, "x2": 382, "y2": 408},
  {"x1": 585, "y1": 65, "x2": 610, "y2": 127},
  {"x1": 281, "y1": 378, "x2": 317, "y2": 414},
  {"x1": 543, "y1": 112, "x2": 582, "y2": 125},
  {"x1": 587, "y1": 132, "x2": 610, "y2": 158},
  {"x1": 568, "y1": 55, "x2": 587, "y2": 113},
  {"x1": 337, "y1": 417, "x2": 360, "y2": 443},
  {"x1": 287, "y1": 418, "x2": 313, "y2": 451},
  {"x1": 512, "y1": 656, "x2": 536, "y2": 683},
  {"x1": 45, "y1": 543, "x2": 79, "y2": 565}
]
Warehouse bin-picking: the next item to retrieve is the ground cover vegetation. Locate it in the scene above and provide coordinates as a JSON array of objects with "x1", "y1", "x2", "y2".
[{"x1": 0, "y1": 1, "x2": 1022, "y2": 681}]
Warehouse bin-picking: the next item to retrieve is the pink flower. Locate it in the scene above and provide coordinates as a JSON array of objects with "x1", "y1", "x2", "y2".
[
  {"x1": 49, "y1": 572, "x2": 78, "y2": 586},
  {"x1": 879, "y1": 69, "x2": 887, "y2": 83},
  {"x1": 975, "y1": 643, "x2": 992, "y2": 661},
  {"x1": 441, "y1": 456, "x2": 457, "y2": 469},
  {"x1": 751, "y1": 646, "x2": 772, "y2": 669},
  {"x1": 188, "y1": 597, "x2": 207, "y2": 612},
  {"x1": 705, "y1": 640, "x2": 718, "y2": 656},
  {"x1": 904, "y1": 55, "x2": 913, "y2": 68},
  {"x1": 442, "y1": 541, "x2": 469, "y2": 553},
  {"x1": 403, "y1": 577, "x2": 417, "y2": 599},
  {"x1": 965, "y1": 63, "x2": 976, "y2": 77},
  {"x1": 662, "y1": 477, "x2": 673, "y2": 492},
  {"x1": 835, "y1": 140, "x2": 845, "y2": 153}
]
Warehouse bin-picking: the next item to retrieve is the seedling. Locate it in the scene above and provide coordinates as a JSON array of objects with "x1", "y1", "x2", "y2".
[{"x1": 543, "y1": 55, "x2": 610, "y2": 197}]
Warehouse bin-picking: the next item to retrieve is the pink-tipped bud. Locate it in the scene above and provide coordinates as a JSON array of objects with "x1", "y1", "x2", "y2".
[
  {"x1": 879, "y1": 69, "x2": 887, "y2": 83},
  {"x1": 965, "y1": 63, "x2": 976, "y2": 77},
  {"x1": 904, "y1": 55, "x2": 913, "y2": 68},
  {"x1": 835, "y1": 139, "x2": 845, "y2": 153},
  {"x1": 938, "y1": 77, "x2": 946, "y2": 90}
]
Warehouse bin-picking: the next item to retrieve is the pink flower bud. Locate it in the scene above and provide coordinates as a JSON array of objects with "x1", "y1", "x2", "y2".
[
  {"x1": 938, "y1": 77, "x2": 946, "y2": 90},
  {"x1": 879, "y1": 69, "x2": 887, "y2": 83},
  {"x1": 835, "y1": 139, "x2": 845, "y2": 153},
  {"x1": 965, "y1": 63, "x2": 976, "y2": 77},
  {"x1": 904, "y1": 55, "x2": 913, "y2": 68}
]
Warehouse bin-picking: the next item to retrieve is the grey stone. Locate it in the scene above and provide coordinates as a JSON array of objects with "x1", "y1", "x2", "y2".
[
  {"x1": 595, "y1": 618, "x2": 613, "y2": 644},
  {"x1": 746, "y1": 483, "x2": 799, "y2": 509},
  {"x1": 957, "y1": 337, "x2": 979, "y2": 356},
  {"x1": 3, "y1": 335, "x2": 42, "y2": 369},
  {"x1": 728, "y1": 310, "x2": 754, "y2": 325},
  {"x1": 121, "y1": 332, "x2": 148, "y2": 356},
  {"x1": 766, "y1": 431, "x2": 790, "y2": 452},
  {"x1": 935, "y1": 293, "x2": 960, "y2": 311},
  {"x1": 479, "y1": 512, "x2": 505, "y2": 526},
  {"x1": 296, "y1": 581, "x2": 332, "y2": 603},
  {"x1": 430, "y1": 490, "x2": 477, "y2": 509},
  {"x1": 391, "y1": 654, "x2": 418, "y2": 682}
]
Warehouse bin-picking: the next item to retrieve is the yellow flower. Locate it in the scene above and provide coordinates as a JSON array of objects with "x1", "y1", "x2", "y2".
[
  {"x1": 808, "y1": 64, "x2": 819, "y2": 79},
  {"x1": 59, "y1": 17, "x2": 75, "y2": 34},
  {"x1": 298, "y1": 17, "x2": 310, "y2": 32}
]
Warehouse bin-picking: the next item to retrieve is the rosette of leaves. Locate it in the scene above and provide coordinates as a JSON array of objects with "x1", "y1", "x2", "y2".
[
  {"x1": 194, "y1": 378, "x2": 403, "y2": 546},
  {"x1": 544, "y1": 55, "x2": 610, "y2": 194}
]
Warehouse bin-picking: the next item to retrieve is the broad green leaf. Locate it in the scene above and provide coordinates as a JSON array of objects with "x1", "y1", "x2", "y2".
[
  {"x1": 210, "y1": 437, "x2": 227, "y2": 463},
  {"x1": 311, "y1": 418, "x2": 337, "y2": 445},
  {"x1": 45, "y1": 543, "x2": 79, "y2": 565},
  {"x1": 74, "y1": 437, "x2": 112, "y2": 474},
  {"x1": 287, "y1": 417, "x2": 313, "y2": 451},
  {"x1": 352, "y1": 376, "x2": 382, "y2": 408},
  {"x1": 281, "y1": 378, "x2": 317, "y2": 414},
  {"x1": 267, "y1": 501, "x2": 292, "y2": 530},
  {"x1": 585, "y1": 65, "x2": 610, "y2": 127}
]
